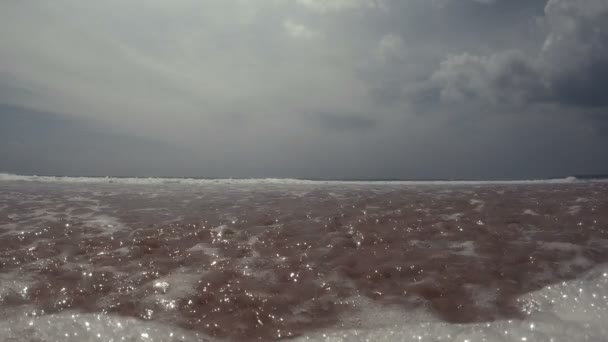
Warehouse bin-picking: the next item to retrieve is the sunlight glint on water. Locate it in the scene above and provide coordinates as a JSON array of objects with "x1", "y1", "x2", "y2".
[{"x1": 0, "y1": 176, "x2": 607, "y2": 341}]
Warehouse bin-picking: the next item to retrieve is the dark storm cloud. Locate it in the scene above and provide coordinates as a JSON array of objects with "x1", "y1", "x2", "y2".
[
  {"x1": 544, "y1": 0, "x2": 608, "y2": 107},
  {"x1": 429, "y1": 50, "x2": 548, "y2": 105},
  {"x1": 0, "y1": 0, "x2": 607, "y2": 179},
  {"x1": 422, "y1": 0, "x2": 608, "y2": 109}
]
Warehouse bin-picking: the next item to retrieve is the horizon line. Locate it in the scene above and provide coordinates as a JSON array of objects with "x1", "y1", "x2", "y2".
[{"x1": 2, "y1": 172, "x2": 608, "y2": 185}]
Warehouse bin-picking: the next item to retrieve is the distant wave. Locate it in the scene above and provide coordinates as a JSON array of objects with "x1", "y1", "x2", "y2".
[{"x1": 0, "y1": 173, "x2": 598, "y2": 186}]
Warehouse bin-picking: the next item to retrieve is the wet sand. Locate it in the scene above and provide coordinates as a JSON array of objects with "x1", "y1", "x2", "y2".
[{"x1": 0, "y1": 180, "x2": 607, "y2": 340}]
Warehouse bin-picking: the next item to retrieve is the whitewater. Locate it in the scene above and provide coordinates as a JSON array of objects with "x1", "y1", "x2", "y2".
[{"x1": 0, "y1": 174, "x2": 607, "y2": 341}]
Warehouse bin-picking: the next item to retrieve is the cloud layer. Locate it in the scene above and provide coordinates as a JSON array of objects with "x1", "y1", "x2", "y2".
[
  {"x1": 428, "y1": 0, "x2": 608, "y2": 108},
  {"x1": 1, "y1": 0, "x2": 607, "y2": 178}
]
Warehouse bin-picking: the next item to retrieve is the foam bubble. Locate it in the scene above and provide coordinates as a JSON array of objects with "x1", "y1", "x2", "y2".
[
  {"x1": 450, "y1": 241, "x2": 477, "y2": 257},
  {"x1": 296, "y1": 264, "x2": 608, "y2": 342},
  {"x1": 523, "y1": 209, "x2": 539, "y2": 216},
  {"x1": 147, "y1": 270, "x2": 202, "y2": 300},
  {"x1": 441, "y1": 213, "x2": 463, "y2": 221},
  {"x1": 0, "y1": 311, "x2": 205, "y2": 342},
  {"x1": 82, "y1": 214, "x2": 126, "y2": 235},
  {"x1": 187, "y1": 243, "x2": 220, "y2": 257},
  {"x1": 470, "y1": 199, "x2": 485, "y2": 212},
  {"x1": 0, "y1": 271, "x2": 34, "y2": 303},
  {"x1": 568, "y1": 205, "x2": 582, "y2": 215},
  {"x1": 0, "y1": 173, "x2": 597, "y2": 186}
]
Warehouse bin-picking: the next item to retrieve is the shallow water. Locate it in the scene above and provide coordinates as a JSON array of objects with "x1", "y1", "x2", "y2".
[{"x1": 0, "y1": 178, "x2": 607, "y2": 341}]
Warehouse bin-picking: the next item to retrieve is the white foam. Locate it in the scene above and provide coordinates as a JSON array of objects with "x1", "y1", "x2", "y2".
[
  {"x1": 539, "y1": 242, "x2": 582, "y2": 252},
  {"x1": 568, "y1": 205, "x2": 582, "y2": 215},
  {"x1": 296, "y1": 264, "x2": 608, "y2": 342},
  {"x1": 6, "y1": 208, "x2": 54, "y2": 222},
  {"x1": 187, "y1": 243, "x2": 220, "y2": 257},
  {"x1": 0, "y1": 272, "x2": 34, "y2": 303},
  {"x1": 66, "y1": 196, "x2": 98, "y2": 203},
  {"x1": 450, "y1": 240, "x2": 477, "y2": 257},
  {"x1": 0, "y1": 223, "x2": 18, "y2": 231},
  {"x1": 0, "y1": 173, "x2": 599, "y2": 186},
  {"x1": 523, "y1": 209, "x2": 539, "y2": 216},
  {"x1": 470, "y1": 199, "x2": 485, "y2": 212},
  {"x1": 0, "y1": 311, "x2": 205, "y2": 342},
  {"x1": 1, "y1": 240, "x2": 607, "y2": 342},
  {"x1": 142, "y1": 270, "x2": 203, "y2": 315},
  {"x1": 82, "y1": 214, "x2": 126, "y2": 235},
  {"x1": 441, "y1": 213, "x2": 463, "y2": 221}
]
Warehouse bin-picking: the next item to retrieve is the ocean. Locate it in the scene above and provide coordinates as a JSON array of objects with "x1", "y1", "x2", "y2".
[{"x1": 0, "y1": 174, "x2": 607, "y2": 341}]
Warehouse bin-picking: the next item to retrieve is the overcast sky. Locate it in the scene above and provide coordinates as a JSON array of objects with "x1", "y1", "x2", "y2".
[{"x1": 1, "y1": 0, "x2": 607, "y2": 179}]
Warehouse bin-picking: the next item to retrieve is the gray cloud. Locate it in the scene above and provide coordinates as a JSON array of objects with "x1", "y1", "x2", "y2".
[
  {"x1": 425, "y1": 0, "x2": 608, "y2": 109},
  {"x1": 0, "y1": 0, "x2": 607, "y2": 179},
  {"x1": 543, "y1": 0, "x2": 608, "y2": 107},
  {"x1": 296, "y1": 0, "x2": 386, "y2": 13},
  {"x1": 316, "y1": 112, "x2": 377, "y2": 132},
  {"x1": 430, "y1": 50, "x2": 548, "y2": 105},
  {"x1": 0, "y1": 104, "x2": 197, "y2": 177}
]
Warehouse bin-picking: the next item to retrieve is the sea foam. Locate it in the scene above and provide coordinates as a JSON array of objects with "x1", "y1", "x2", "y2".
[{"x1": 0, "y1": 173, "x2": 594, "y2": 186}]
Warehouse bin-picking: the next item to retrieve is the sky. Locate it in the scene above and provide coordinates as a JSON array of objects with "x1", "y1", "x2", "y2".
[{"x1": 1, "y1": 0, "x2": 607, "y2": 179}]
